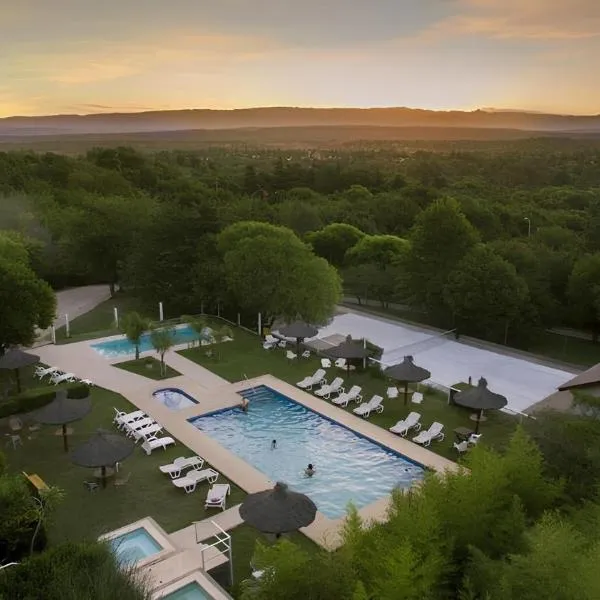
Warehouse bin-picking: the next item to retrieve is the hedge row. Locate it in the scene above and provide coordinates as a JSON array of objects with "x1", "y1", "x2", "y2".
[{"x1": 0, "y1": 382, "x2": 90, "y2": 419}]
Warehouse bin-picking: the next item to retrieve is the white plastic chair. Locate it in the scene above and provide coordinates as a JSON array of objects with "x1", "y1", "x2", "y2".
[
  {"x1": 454, "y1": 441, "x2": 468, "y2": 454},
  {"x1": 389, "y1": 412, "x2": 422, "y2": 436},
  {"x1": 387, "y1": 387, "x2": 399, "y2": 400},
  {"x1": 353, "y1": 395, "x2": 384, "y2": 418},
  {"x1": 286, "y1": 350, "x2": 297, "y2": 361},
  {"x1": 412, "y1": 422, "x2": 445, "y2": 447},
  {"x1": 204, "y1": 483, "x2": 231, "y2": 510},
  {"x1": 411, "y1": 391, "x2": 424, "y2": 404},
  {"x1": 321, "y1": 358, "x2": 332, "y2": 369}
]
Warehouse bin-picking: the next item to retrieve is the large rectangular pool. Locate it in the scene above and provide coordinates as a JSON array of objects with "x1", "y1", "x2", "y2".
[
  {"x1": 92, "y1": 325, "x2": 199, "y2": 358},
  {"x1": 189, "y1": 385, "x2": 424, "y2": 519}
]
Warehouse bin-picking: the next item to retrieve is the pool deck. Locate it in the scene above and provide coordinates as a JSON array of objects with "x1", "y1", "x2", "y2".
[{"x1": 36, "y1": 338, "x2": 459, "y2": 551}]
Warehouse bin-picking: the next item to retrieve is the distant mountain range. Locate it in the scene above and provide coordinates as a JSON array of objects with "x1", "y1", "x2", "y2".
[{"x1": 1, "y1": 107, "x2": 600, "y2": 138}]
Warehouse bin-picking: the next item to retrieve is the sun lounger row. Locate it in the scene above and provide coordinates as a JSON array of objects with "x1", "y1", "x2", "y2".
[
  {"x1": 112, "y1": 408, "x2": 175, "y2": 454},
  {"x1": 35, "y1": 366, "x2": 94, "y2": 386},
  {"x1": 388, "y1": 413, "x2": 444, "y2": 446},
  {"x1": 158, "y1": 455, "x2": 230, "y2": 509}
]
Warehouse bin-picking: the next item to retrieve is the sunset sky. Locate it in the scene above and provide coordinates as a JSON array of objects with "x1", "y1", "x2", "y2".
[{"x1": 1, "y1": 0, "x2": 599, "y2": 117}]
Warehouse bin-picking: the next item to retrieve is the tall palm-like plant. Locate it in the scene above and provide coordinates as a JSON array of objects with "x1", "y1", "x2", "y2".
[
  {"x1": 182, "y1": 315, "x2": 209, "y2": 347},
  {"x1": 150, "y1": 327, "x2": 175, "y2": 376},
  {"x1": 121, "y1": 312, "x2": 150, "y2": 360}
]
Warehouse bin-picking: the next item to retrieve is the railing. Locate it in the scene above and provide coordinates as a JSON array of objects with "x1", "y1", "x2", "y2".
[
  {"x1": 0, "y1": 562, "x2": 19, "y2": 572},
  {"x1": 194, "y1": 520, "x2": 234, "y2": 586}
]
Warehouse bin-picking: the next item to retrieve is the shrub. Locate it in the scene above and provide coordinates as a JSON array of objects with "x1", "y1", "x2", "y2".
[
  {"x1": 0, "y1": 382, "x2": 90, "y2": 418},
  {"x1": 0, "y1": 541, "x2": 151, "y2": 600}
]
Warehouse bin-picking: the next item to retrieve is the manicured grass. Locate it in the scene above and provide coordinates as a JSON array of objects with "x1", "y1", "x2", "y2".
[
  {"x1": 55, "y1": 293, "x2": 149, "y2": 343},
  {"x1": 179, "y1": 328, "x2": 518, "y2": 461},
  {"x1": 3, "y1": 386, "x2": 246, "y2": 544},
  {"x1": 114, "y1": 357, "x2": 181, "y2": 380},
  {"x1": 529, "y1": 330, "x2": 600, "y2": 368}
]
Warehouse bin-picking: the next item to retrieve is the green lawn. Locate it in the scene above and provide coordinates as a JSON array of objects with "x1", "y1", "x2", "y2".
[
  {"x1": 3, "y1": 386, "x2": 246, "y2": 543},
  {"x1": 1, "y1": 376, "x2": 317, "y2": 589},
  {"x1": 528, "y1": 330, "x2": 600, "y2": 368},
  {"x1": 55, "y1": 293, "x2": 149, "y2": 343},
  {"x1": 114, "y1": 357, "x2": 181, "y2": 380},
  {"x1": 179, "y1": 328, "x2": 518, "y2": 461}
]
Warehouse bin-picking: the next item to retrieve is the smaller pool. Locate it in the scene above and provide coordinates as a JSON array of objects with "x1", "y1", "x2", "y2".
[
  {"x1": 91, "y1": 325, "x2": 202, "y2": 358},
  {"x1": 109, "y1": 527, "x2": 163, "y2": 565},
  {"x1": 162, "y1": 582, "x2": 211, "y2": 600},
  {"x1": 153, "y1": 388, "x2": 199, "y2": 411}
]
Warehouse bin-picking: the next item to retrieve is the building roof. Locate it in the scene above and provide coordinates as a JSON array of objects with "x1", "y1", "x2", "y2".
[{"x1": 558, "y1": 363, "x2": 600, "y2": 391}]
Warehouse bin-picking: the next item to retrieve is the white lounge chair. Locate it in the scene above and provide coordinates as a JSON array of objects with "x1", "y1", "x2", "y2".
[
  {"x1": 387, "y1": 387, "x2": 399, "y2": 400},
  {"x1": 172, "y1": 468, "x2": 219, "y2": 493},
  {"x1": 389, "y1": 412, "x2": 422, "y2": 436},
  {"x1": 353, "y1": 395, "x2": 384, "y2": 417},
  {"x1": 332, "y1": 385, "x2": 362, "y2": 407},
  {"x1": 141, "y1": 436, "x2": 176, "y2": 455},
  {"x1": 262, "y1": 335, "x2": 278, "y2": 350},
  {"x1": 454, "y1": 441, "x2": 468, "y2": 454},
  {"x1": 321, "y1": 358, "x2": 332, "y2": 369},
  {"x1": 80, "y1": 378, "x2": 94, "y2": 386},
  {"x1": 114, "y1": 410, "x2": 145, "y2": 429},
  {"x1": 286, "y1": 350, "x2": 297, "y2": 360},
  {"x1": 412, "y1": 422, "x2": 445, "y2": 447},
  {"x1": 301, "y1": 350, "x2": 311, "y2": 358},
  {"x1": 411, "y1": 391, "x2": 424, "y2": 404},
  {"x1": 132, "y1": 423, "x2": 163, "y2": 442},
  {"x1": 204, "y1": 483, "x2": 231, "y2": 510},
  {"x1": 314, "y1": 377, "x2": 344, "y2": 399},
  {"x1": 335, "y1": 358, "x2": 356, "y2": 371},
  {"x1": 35, "y1": 366, "x2": 59, "y2": 379},
  {"x1": 297, "y1": 369, "x2": 326, "y2": 390},
  {"x1": 124, "y1": 417, "x2": 156, "y2": 436},
  {"x1": 160, "y1": 456, "x2": 204, "y2": 479},
  {"x1": 468, "y1": 433, "x2": 482, "y2": 445},
  {"x1": 51, "y1": 372, "x2": 77, "y2": 385},
  {"x1": 278, "y1": 340, "x2": 287, "y2": 348}
]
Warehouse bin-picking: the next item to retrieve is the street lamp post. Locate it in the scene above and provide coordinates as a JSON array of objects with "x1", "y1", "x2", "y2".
[{"x1": 524, "y1": 217, "x2": 531, "y2": 237}]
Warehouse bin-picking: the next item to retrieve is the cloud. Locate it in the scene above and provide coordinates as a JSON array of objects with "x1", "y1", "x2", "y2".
[
  {"x1": 7, "y1": 31, "x2": 284, "y2": 85},
  {"x1": 426, "y1": 0, "x2": 600, "y2": 40}
]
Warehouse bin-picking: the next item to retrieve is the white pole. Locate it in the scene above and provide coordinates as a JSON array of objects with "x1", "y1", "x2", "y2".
[
  {"x1": 258, "y1": 312, "x2": 262, "y2": 337},
  {"x1": 237, "y1": 313, "x2": 241, "y2": 326},
  {"x1": 51, "y1": 326, "x2": 56, "y2": 344},
  {"x1": 217, "y1": 303, "x2": 221, "y2": 317},
  {"x1": 201, "y1": 302, "x2": 204, "y2": 315},
  {"x1": 113, "y1": 307, "x2": 119, "y2": 329},
  {"x1": 65, "y1": 314, "x2": 70, "y2": 338},
  {"x1": 159, "y1": 302, "x2": 164, "y2": 322}
]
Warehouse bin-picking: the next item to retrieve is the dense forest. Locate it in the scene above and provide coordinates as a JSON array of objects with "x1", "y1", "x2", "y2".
[{"x1": 1, "y1": 140, "x2": 600, "y2": 351}]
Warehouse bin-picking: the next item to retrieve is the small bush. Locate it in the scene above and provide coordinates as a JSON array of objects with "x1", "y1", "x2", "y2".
[
  {"x1": 0, "y1": 541, "x2": 151, "y2": 600},
  {"x1": 0, "y1": 382, "x2": 90, "y2": 418}
]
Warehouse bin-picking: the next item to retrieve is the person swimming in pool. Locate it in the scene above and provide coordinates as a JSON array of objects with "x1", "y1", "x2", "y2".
[
  {"x1": 305, "y1": 463, "x2": 315, "y2": 477},
  {"x1": 240, "y1": 397, "x2": 249, "y2": 412},
  {"x1": 271, "y1": 439, "x2": 277, "y2": 450}
]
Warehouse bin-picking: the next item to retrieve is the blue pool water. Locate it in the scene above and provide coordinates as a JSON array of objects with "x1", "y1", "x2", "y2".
[
  {"x1": 189, "y1": 386, "x2": 424, "y2": 519},
  {"x1": 162, "y1": 582, "x2": 211, "y2": 600},
  {"x1": 92, "y1": 325, "x2": 199, "y2": 357},
  {"x1": 109, "y1": 527, "x2": 163, "y2": 565},
  {"x1": 153, "y1": 388, "x2": 199, "y2": 411}
]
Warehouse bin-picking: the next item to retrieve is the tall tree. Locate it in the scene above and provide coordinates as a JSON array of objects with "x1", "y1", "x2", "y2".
[
  {"x1": 120, "y1": 312, "x2": 150, "y2": 360},
  {"x1": 0, "y1": 241, "x2": 55, "y2": 354},
  {"x1": 567, "y1": 254, "x2": 600, "y2": 341},
  {"x1": 405, "y1": 197, "x2": 478, "y2": 323},
  {"x1": 306, "y1": 223, "x2": 365, "y2": 267},
  {"x1": 150, "y1": 327, "x2": 175, "y2": 375},
  {"x1": 443, "y1": 245, "x2": 530, "y2": 342},
  {"x1": 219, "y1": 222, "x2": 342, "y2": 326}
]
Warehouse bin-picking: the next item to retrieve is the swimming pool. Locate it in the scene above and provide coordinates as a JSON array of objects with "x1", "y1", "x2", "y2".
[
  {"x1": 109, "y1": 527, "x2": 163, "y2": 565},
  {"x1": 153, "y1": 388, "x2": 199, "y2": 411},
  {"x1": 189, "y1": 386, "x2": 424, "y2": 519},
  {"x1": 161, "y1": 582, "x2": 211, "y2": 600},
  {"x1": 92, "y1": 325, "x2": 199, "y2": 357}
]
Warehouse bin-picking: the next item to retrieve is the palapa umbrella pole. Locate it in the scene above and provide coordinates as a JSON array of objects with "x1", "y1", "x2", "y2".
[
  {"x1": 62, "y1": 424, "x2": 69, "y2": 452},
  {"x1": 15, "y1": 369, "x2": 21, "y2": 394},
  {"x1": 101, "y1": 465, "x2": 107, "y2": 489},
  {"x1": 475, "y1": 409, "x2": 483, "y2": 434},
  {"x1": 404, "y1": 382, "x2": 409, "y2": 406}
]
